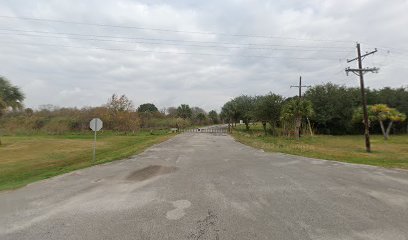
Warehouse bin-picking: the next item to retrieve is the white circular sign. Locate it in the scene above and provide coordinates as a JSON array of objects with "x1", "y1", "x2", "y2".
[{"x1": 90, "y1": 118, "x2": 103, "y2": 131}]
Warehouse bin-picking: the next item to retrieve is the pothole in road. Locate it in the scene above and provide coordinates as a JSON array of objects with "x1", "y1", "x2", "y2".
[{"x1": 127, "y1": 165, "x2": 177, "y2": 182}]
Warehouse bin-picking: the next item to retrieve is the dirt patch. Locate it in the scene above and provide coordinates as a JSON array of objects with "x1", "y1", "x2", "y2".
[{"x1": 127, "y1": 165, "x2": 177, "y2": 181}]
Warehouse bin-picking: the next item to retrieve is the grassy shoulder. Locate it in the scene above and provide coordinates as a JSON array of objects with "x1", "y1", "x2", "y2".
[
  {"x1": 0, "y1": 131, "x2": 174, "y2": 191},
  {"x1": 232, "y1": 124, "x2": 408, "y2": 169}
]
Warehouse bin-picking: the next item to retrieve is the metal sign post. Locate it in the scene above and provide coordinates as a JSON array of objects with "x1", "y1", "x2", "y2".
[{"x1": 89, "y1": 118, "x2": 103, "y2": 161}]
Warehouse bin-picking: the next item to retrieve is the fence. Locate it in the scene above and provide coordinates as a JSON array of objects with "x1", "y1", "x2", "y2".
[{"x1": 178, "y1": 127, "x2": 230, "y2": 134}]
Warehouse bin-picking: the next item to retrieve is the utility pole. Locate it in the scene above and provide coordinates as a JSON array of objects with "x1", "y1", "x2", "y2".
[
  {"x1": 290, "y1": 76, "x2": 312, "y2": 138},
  {"x1": 291, "y1": 76, "x2": 311, "y2": 99},
  {"x1": 346, "y1": 43, "x2": 379, "y2": 153}
]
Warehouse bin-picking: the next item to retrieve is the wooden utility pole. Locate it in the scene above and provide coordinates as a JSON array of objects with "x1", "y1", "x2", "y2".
[
  {"x1": 291, "y1": 76, "x2": 311, "y2": 99},
  {"x1": 290, "y1": 76, "x2": 311, "y2": 138},
  {"x1": 346, "y1": 43, "x2": 379, "y2": 153}
]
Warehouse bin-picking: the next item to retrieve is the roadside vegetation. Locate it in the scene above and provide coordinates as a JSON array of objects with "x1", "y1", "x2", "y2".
[
  {"x1": 232, "y1": 124, "x2": 408, "y2": 169},
  {"x1": 221, "y1": 83, "x2": 408, "y2": 168},
  {"x1": 0, "y1": 93, "x2": 220, "y2": 138},
  {"x1": 221, "y1": 83, "x2": 408, "y2": 137}
]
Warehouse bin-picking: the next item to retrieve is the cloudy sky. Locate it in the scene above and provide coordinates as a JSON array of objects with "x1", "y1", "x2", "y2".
[{"x1": 0, "y1": 0, "x2": 407, "y2": 111}]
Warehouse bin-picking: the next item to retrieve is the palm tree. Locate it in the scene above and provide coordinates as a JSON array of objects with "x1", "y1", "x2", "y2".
[
  {"x1": 354, "y1": 104, "x2": 406, "y2": 140},
  {"x1": 0, "y1": 76, "x2": 24, "y2": 145},
  {"x1": 176, "y1": 104, "x2": 192, "y2": 119},
  {"x1": 386, "y1": 109, "x2": 406, "y2": 139},
  {"x1": 0, "y1": 76, "x2": 24, "y2": 115},
  {"x1": 281, "y1": 98, "x2": 313, "y2": 139}
]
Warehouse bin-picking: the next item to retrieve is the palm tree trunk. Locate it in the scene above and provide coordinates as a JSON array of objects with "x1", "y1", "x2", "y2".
[
  {"x1": 385, "y1": 121, "x2": 393, "y2": 139},
  {"x1": 269, "y1": 121, "x2": 276, "y2": 136},
  {"x1": 307, "y1": 117, "x2": 313, "y2": 136},
  {"x1": 262, "y1": 121, "x2": 267, "y2": 136},
  {"x1": 379, "y1": 120, "x2": 387, "y2": 140},
  {"x1": 295, "y1": 116, "x2": 301, "y2": 140},
  {"x1": 406, "y1": 121, "x2": 408, "y2": 134}
]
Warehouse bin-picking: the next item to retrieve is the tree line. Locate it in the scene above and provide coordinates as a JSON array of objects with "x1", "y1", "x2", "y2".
[
  {"x1": 221, "y1": 83, "x2": 408, "y2": 137},
  {"x1": 0, "y1": 76, "x2": 220, "y2": 135},
  {"x1": 1, "y1": 76, "x2": 407, "y2": 137}
]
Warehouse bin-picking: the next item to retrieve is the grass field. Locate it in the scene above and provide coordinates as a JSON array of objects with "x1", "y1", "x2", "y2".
[
  {"x1": 232, "y1": 124, "x2": 408, "y2": 169},
  {"x1": 0, "y1": 131, "x2": 174, "y2": 191}
]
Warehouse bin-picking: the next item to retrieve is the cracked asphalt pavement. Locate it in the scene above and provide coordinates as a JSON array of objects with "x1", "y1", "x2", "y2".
[{"x1": 1, "y1": 132, "x2": 408, "y2": 239}]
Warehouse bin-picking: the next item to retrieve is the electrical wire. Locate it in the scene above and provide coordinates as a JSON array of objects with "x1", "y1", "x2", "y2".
[
  {"x1": 0, "y1": 40, "x2": 344, "y2": 61},
  {"x1": 0, "y1": 32, "x2": 354, "y2": 53},
  {"x1": 0, "y1": 28, "x2": 353, "y2": 50},
  {"x1": 0, "y1": 15, "x2": 355, "y2": 43}
]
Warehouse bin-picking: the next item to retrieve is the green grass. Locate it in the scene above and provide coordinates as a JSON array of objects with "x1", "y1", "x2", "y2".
[
  {"x1": 232, "y1": 124, "x2": 408, "y2": 169},
  {"x1": 0, "y1": 131, "x2": 174, "y2": 191}
]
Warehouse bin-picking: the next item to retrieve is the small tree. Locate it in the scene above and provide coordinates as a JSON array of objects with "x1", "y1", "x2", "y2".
[
  {"x1": 191, "y1": 107, "x2": 207, "y2": 124},
  {"x1": 233, "y1": 95, "x2": 254, "y2": 130},
  {"x1": 196, "y1": 112, "x2": 207, "y2": 125},
  {"x1": 221, "y1": 100, "x2": 240, "y2": 127},
  {"x1": 208, "y1": 110, "x2": 219, "y2": 124},
  {"x1": 354, "y1": 104, "x2": 407, "y2": 139},
  {"x1": 106, "y1": 94, "x2": 135, "y2": 131},
  {"x1": 176, "y1": 117, "x2": 190, "y2": 129},
  {"x1": 386, "y1": 109, "x2": 406, "y2": 138},
  {"x1": 221, "y1": 101, "x2": 236, "y2": 131},
  {"x1": 137, "y1": 103, "x2": 158, "y2": 113},
  {"x1": 137, "y1": 103, "x2": 159, "y2": 129},
  {"x1": 253, "y1": 93, "x2": 283, "y2": 135},
  {"x1": 106, "y1": 94, "x2": 134, "y2": 113},
  {"x1": 371, "y1": 104, "x2": 391, "y2": 139},
  {"x1": 167, "y1": 107, "x2": 177, "y2": 117},
  {"x1": 177, "y1": 104, "x2": 192, "y2": 119},
  {"x1": 304, "y1": 83, "x2": 359, "y2": 134},
  {"x1": 281, "y1": 99, "x2": 313, "y2": 139}
]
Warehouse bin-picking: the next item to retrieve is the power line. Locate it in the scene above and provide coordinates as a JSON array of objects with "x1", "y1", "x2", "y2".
[
  {"x1": 0, "y1": 15, "x2": 354, "y2": 43},
  {"x1": 0, "y1": 32, "x2": 354, "y2": 53},
  {"x1": 0, "y1": 41, "x2": 344, "y2": 61},
  {"x1": 0, "y1": 28, "x2": 353, "y2": 50},
  {"x1": 363, "y1": 43, "x2": 408, "y2": 55}
]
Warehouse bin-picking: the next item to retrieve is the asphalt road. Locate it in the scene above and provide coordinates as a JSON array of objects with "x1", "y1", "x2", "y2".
[{"x1": 1, "y1": 132, "x2": 408, "y2": 240}]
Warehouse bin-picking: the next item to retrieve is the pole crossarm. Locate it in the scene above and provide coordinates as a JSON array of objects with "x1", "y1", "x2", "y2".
[
  {"x1": 345, "y1": 67, "x2": 379, "y2": 72},
  {"x1": 290, "y1": 76, "x2": 311, "y2": 99},
  {"x1": 290, "y1": 85, "x2": 311, "y2": 88},
  {"x1": 347, "y1": 49, "x2": 377, "y2": 63},
  {"x1": 345, "y1": 67, "x2": 380, "y2": 76}
]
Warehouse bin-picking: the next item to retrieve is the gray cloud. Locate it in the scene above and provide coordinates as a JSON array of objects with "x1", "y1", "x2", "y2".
[{"x1": 0, "y1": 0, "x2": 407, "y2": 112}]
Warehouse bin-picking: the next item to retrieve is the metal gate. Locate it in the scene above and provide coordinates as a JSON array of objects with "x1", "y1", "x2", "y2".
[{"x1": 178, "y1": 127, "x2": 230, "y2": 134}]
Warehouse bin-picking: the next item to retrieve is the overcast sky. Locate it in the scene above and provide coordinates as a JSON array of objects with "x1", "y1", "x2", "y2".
[{"x1": 0, "y1": 0, "x2": 407, "y2": 112}]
